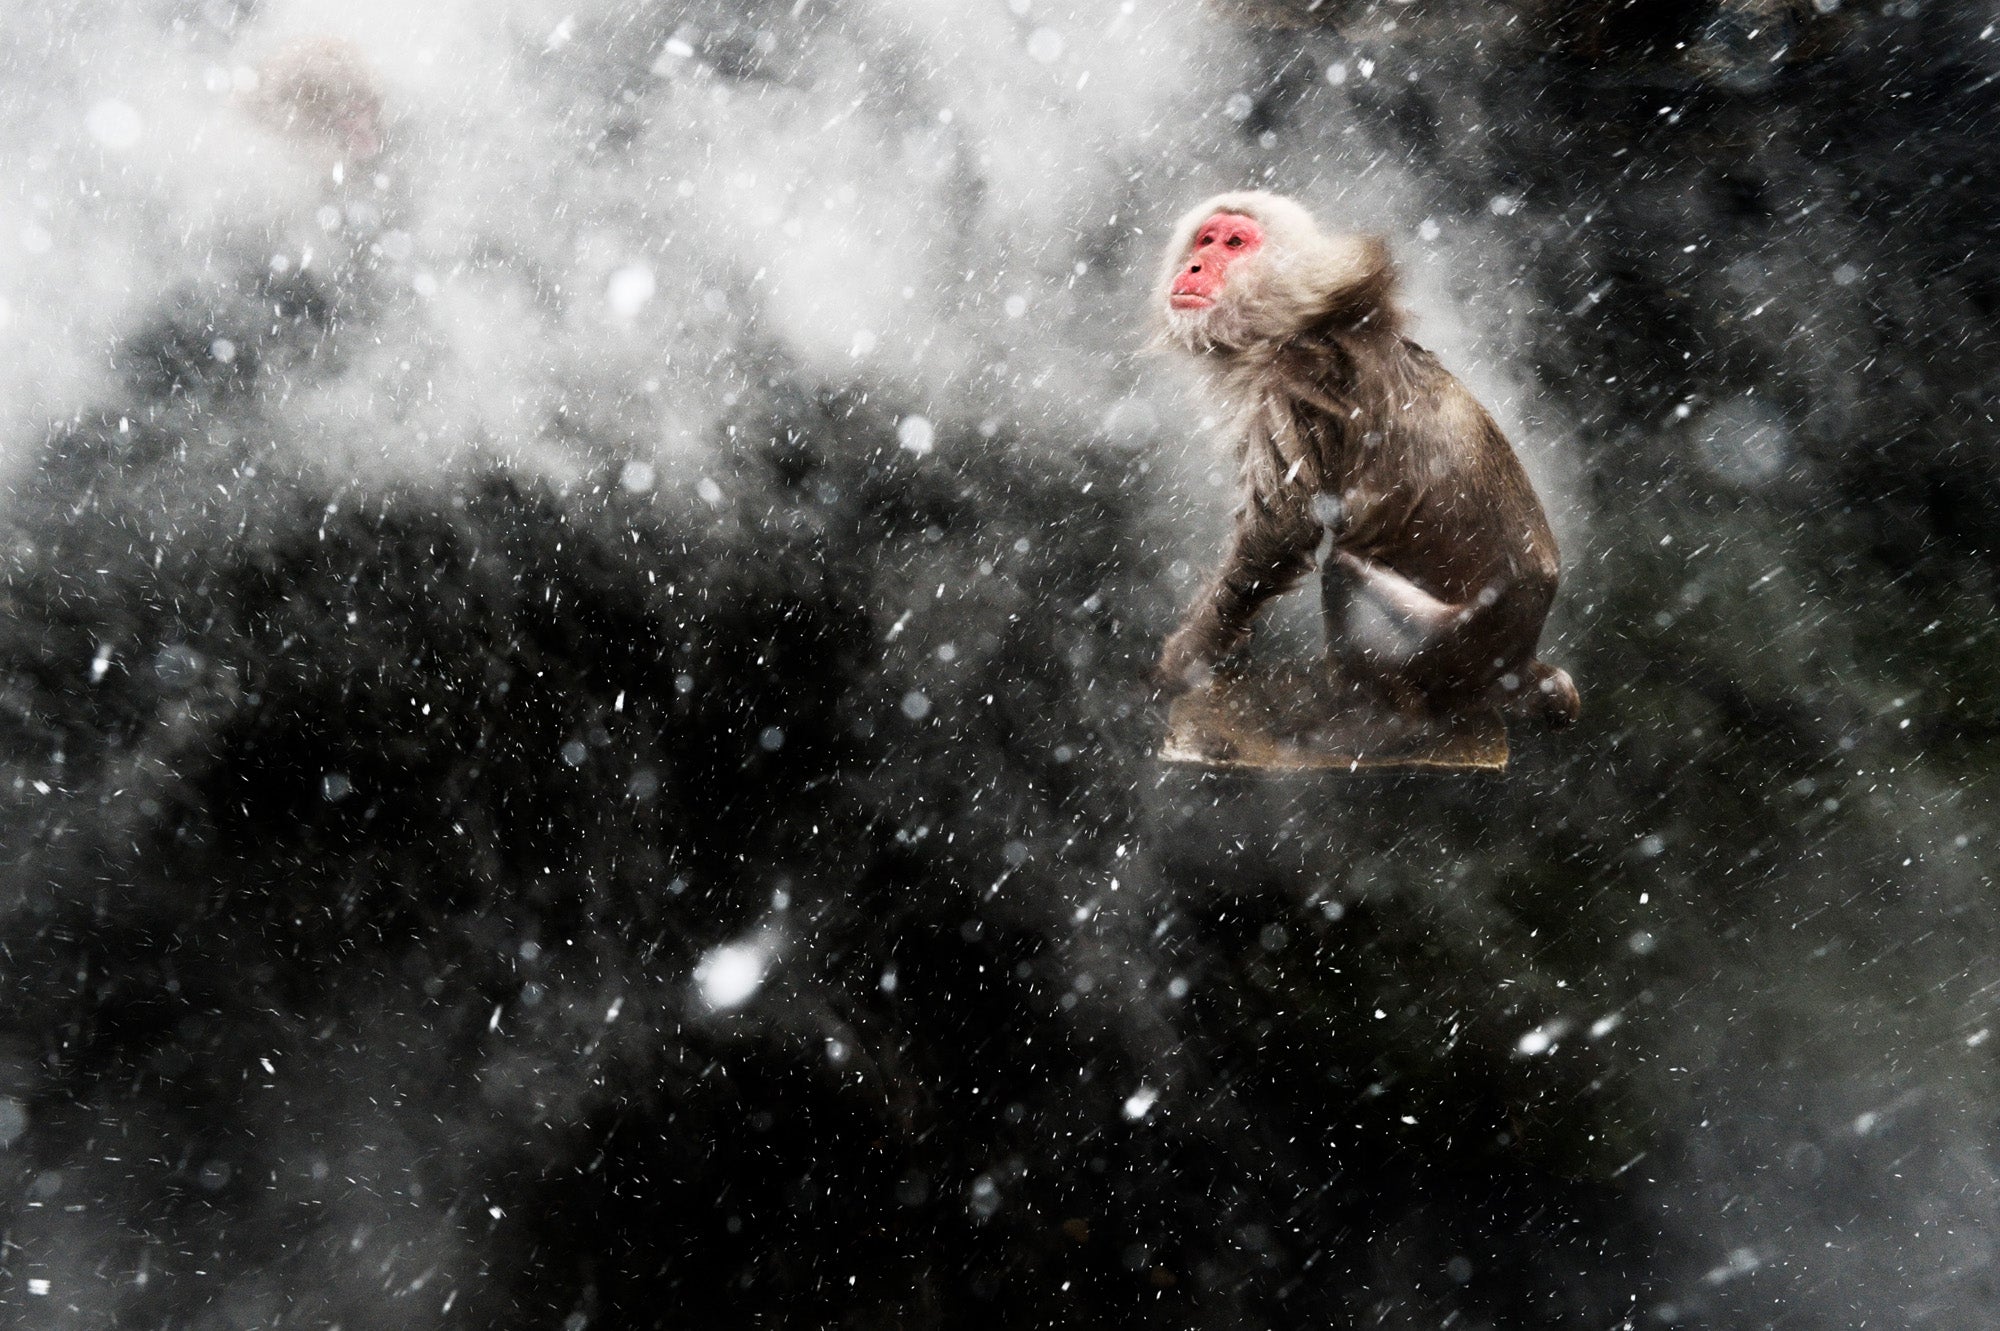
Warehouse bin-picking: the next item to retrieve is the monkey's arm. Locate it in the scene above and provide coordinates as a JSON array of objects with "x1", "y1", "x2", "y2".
[{"x1": 1155, "y1": 494, "x2": 1321, "y2": 692}]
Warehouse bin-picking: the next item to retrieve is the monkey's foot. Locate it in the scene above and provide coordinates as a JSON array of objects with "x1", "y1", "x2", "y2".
[
  {"x1": 1495, "y1": 660, "x2": 1580, "y2": 727},
  {"x1": 1157, "y1": 665, "x2": 1507, "y2": 773}
]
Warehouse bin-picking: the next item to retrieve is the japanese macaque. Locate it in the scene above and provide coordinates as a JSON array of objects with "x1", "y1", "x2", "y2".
[
  {"x1": 245, "y1": 38, "x2": 386, "y2": 164},
  {"x1": 1152, "y1": 190, "x2": 1579, "y2": 725}
]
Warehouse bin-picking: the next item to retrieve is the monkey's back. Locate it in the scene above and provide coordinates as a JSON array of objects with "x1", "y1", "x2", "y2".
[{"x1": 1291, "y1": 333, "x2": 1561, "y2": 614}]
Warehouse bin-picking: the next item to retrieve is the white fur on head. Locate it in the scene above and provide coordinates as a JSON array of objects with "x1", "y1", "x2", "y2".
[{"x1": 1152, "y1": 189, "x2": 1394, "y2": 356}]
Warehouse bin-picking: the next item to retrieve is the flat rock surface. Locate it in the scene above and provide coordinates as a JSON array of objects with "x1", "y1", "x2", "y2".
[{"x1": 1158, "y1": 666, "x2": 1508, "y2": 773}]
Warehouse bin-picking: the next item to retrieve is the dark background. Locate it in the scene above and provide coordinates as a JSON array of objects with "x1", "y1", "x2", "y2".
[{"x1": 3, "y1": 1, "x2": 1998, "y2": 1326}]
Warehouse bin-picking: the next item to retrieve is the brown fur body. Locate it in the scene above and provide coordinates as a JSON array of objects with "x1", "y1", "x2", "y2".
[{"x1": 1153, "y1": 191, "x2": 1578, "y2": 723}]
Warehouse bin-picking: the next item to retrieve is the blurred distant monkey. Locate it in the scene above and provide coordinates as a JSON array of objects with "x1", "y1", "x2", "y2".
[
  {"x1": 246, "y1": 37, "x2": 385, "y2": 163},
  {"x1": 1152, "y1": 190, "x2": 1578, "y2": 724}
]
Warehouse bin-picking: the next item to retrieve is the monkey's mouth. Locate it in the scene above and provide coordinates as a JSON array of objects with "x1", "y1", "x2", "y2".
[{"x1": 1169, "y1": 293, "x2": 1214, "y2": 311}]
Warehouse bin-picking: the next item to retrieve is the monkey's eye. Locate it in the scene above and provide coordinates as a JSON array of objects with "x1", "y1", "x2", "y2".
[
  {"x1": 1225, "y1": 236, "x2": 1244, "y2": 247},
  {"x1": 1198, "y1": 233, "x2": 1214, "y2": 246}
]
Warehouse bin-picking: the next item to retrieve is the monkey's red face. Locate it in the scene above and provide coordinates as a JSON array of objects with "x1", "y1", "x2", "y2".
[{"x1": 1170, "y1": 213, "x2": 1264, "y2": 311}]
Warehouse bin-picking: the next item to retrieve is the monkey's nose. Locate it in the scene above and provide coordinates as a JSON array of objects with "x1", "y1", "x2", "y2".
[{"x1": 1188, "y1": 264, "x2": 1202, "y2": 273}]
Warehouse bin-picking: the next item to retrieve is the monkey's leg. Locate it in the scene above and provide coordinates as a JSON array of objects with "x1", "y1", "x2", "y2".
[
  {"x1": 1320, "y1": 550, "x2": 1495, "y2": 712},
  {"x1": 1155, "y1": 499, "x2": 1319, "y2": 692},
  {"x1": 1322, "y1": 551, "x2": 1467, "y2": 659},
  {"x1": 1322, "y1": 554, "x2": 1580, "y2": 723}
]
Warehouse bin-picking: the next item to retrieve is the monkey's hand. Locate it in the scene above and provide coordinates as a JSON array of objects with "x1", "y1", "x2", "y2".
[{"x1": 1152, "y1": 627, "x2": 1224, "y2": 696}]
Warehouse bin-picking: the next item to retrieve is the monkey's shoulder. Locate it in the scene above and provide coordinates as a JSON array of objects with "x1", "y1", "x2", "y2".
[
  {"x1": 1379, "y1": 336, "x2": 1469, "y2": 394},
  {"x1": 1258, "y1": 334, "x2": 1423, "y2": 428},
  {"x1": 1261, "y1": 336, "x2": 1365, "y2": 407},
  {"x1": 1269, "y1": 328, "x2": 1442, "y2": 387}
]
